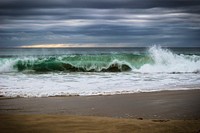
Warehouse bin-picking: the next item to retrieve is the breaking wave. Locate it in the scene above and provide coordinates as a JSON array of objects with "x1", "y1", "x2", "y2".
[{"x1": 0, "y1": 46, "x2": 200, "y2": 73}]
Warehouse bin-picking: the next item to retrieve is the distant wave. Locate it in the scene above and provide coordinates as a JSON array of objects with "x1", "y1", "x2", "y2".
[{"x1": 0, "y1": 46, "x2": 200, "y2": 73}]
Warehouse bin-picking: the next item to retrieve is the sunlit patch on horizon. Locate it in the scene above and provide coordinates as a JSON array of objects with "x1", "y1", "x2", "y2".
[
  {"x1": 18, "y1": 43, "x2": 132, "y2": 48},
  {"x1": 19, "y1": 43, "x2": 103, "y2": 48}
]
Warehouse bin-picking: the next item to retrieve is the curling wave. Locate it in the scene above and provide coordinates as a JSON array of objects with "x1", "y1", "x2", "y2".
[
  {"x1": 0, "y1": 46, "x2": 200, "y2": 73},
  {"x1": 0, "y1": 54, "x2": 149, "y2": 72}
]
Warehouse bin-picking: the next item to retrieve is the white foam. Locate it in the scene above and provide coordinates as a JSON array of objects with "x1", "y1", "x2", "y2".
[
  {"x1": 0, "y1": 57, "x2": 40, "y2": 73},
  {"x1": 0, "y1": 71, "x2": 200, "y2": 97},
  {"x1": 0, "y1": 59, "x2": 17, "y2": 73},
  {"x1": 135, "y1": 46, "x2": 200, "y2": 73}
]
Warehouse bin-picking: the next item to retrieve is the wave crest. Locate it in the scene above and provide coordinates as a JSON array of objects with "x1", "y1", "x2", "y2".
[
  {"x1": 135, "y1": 46, "x2": 200, "y2": 73},
  {"x1": 0, "y1": 57, "x2": 133, "y2": 72},
  {"x1": 0, "y1": 46, "x2": 200, "y2": 73}
]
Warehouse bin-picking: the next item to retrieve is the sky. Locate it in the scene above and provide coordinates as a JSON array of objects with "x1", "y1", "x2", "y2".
[{"x1": 0, "y1": 0, "x2": 200, "y2": 48}]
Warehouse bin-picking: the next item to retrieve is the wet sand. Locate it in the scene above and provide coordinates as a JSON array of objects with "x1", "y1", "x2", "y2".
[
  {"x1": 0, "y1": 89, "x2": 200, "y2": 132},
  {"x1": 1, "y1": 89, "x2": 200, "y2": 119}
]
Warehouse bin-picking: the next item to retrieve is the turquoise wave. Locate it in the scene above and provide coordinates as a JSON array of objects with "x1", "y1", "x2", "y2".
[
  {"x1": 1, "y1": 46, "x2": 200, "y2": 73},
  {"x1": 1, "y1": 54, "x2": 152, "y2": 72}
]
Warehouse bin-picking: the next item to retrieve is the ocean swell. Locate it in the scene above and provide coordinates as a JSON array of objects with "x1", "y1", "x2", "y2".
[{"x1": 0, "y1": 46, "x2": 200, "y2": 73}]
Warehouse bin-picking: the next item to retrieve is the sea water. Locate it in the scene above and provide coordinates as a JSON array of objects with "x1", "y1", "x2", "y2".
[{"x1": 0, "y1": 46, "x2": 200, "y2": 97}]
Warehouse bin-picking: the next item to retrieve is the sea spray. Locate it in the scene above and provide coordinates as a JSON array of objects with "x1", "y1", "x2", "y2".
[{"x1": 136, "y1": 46, "x2": 200, "y2": 73}]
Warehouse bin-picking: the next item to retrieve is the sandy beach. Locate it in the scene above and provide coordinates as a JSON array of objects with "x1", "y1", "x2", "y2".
[
  {"x1": 0, "y1": 89, "x2": 200, "y2": 132},
  {"x1": 0, "y1": 89, "x2": 200, "y2": 119}
]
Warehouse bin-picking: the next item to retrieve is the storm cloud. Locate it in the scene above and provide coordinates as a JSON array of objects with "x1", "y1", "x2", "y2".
[{"x1": 0, "y1": 0, "x2": 200, "y2": 47}]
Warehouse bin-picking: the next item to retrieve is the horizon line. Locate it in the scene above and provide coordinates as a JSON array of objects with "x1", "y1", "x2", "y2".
[{"x1": 0, "y1": 43, "x2": 200, "y2": 48}]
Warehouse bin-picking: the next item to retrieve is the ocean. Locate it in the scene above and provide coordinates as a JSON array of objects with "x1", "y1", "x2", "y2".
[{"x1": 0, "y1": 46, "x2": 200, "y2": 97}]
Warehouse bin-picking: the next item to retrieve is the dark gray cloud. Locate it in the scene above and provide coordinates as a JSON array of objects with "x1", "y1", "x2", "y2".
[
  {"x1": 1, "y1": 0, "x2": 200, "y2": 9},
  {"x1": 0, "y1": 0, "x2": 200, "y2": 47}
]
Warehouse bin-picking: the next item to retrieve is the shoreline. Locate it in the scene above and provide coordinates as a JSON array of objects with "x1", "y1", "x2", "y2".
[
  {"x1": 1, "y1": 89, "x2": 200, "y2": 119},
  {"x1": 1, "y1": 87, "x2": 200, "y2": 98}
]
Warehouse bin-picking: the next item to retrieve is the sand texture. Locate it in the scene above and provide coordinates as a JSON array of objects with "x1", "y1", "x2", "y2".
[{"x1": 0, "y1": 90, "x2": 200, "y2": 133}]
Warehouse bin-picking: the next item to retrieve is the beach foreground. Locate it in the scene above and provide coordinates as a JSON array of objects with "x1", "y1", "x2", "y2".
[
  {"x1": 0, "y1": 90, "x2": 200, "y2": 132},
  {"x1": 0, "y1": 114, "x2": 200, "y2": 133}
]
